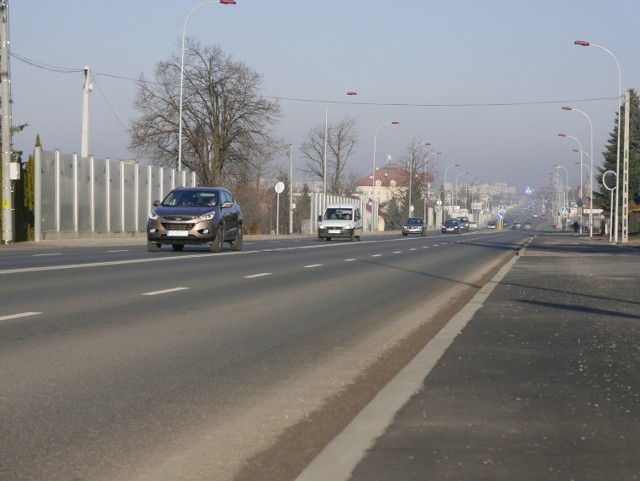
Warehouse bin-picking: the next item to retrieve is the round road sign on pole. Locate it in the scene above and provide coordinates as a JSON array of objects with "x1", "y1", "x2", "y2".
[
  {"x1": 602, "y1": 170, "x2": 617, "y2": 191},
  {"x1": 275, "y1": 181, "x2": 285, "y2": 194}
]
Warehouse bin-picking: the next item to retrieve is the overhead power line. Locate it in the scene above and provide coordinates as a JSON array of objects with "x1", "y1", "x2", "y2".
[{"x1": 12, "y1": 51, "x2": 616, "y2": 109}]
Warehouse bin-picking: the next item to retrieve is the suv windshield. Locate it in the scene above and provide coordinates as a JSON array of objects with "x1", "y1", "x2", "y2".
[
  {"x1": 323, "y1": 208, "x2": 353, "y2": 220},
  {"x1": 162, "y1": 190, "x2": 217, "y2": 207}
]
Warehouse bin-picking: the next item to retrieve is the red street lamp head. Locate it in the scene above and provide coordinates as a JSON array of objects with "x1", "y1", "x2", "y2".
[
  {"x1": 558, "y1": 133, "x2": 567, "y2": 137},
  {"x1": 346, "y1": 91, "x2": 357, "y2": 96},
  {"x1": 220, "y1": 0, "x2": 236, "y2": 4},
  {"x1": 562, "y1": 106, "x2": 573, "y2": 111},
  {"x1": 572, "y1": 148, "x2": 580, "y2": 153},
  {"x1": 574, "y1": 40, "x2": 590, "y2": 47},
  {"x1": 391, "y1": 121, "x2": 400, "y2": 125}
]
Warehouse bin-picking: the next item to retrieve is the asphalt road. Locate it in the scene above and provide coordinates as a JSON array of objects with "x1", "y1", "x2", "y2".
[{"x1": 0, "y1": 230, "x2": 528, "y2": 481}]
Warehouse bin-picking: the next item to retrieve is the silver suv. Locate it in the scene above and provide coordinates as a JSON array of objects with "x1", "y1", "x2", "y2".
[{"x1": 147, "y1": 187, "x2": 242, "y2": 252}]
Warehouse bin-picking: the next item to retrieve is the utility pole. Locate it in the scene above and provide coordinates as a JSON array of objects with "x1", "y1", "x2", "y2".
[
  {"x1": 622, "y1": 91, "x2": 630, "y2": 243},
  {"x1": 81, "y1": 65, "x2": 92, "y2": 157},
  {"x1": 288, "y1": 144, "x2": 293, "y2": 235},
  {"x1": 1, "y1": 0, "x2": 14, "y2": 244}
]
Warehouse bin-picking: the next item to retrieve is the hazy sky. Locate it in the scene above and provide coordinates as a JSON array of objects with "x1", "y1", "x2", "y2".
[{"x1": 9, "y1": 0, "x2": 640, "y2": 192}]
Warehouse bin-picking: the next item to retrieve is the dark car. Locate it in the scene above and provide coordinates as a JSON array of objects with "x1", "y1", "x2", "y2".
[
  {"x1": 441, "y1": 218, "x2": 462, "y2": 234},
  {"x1": 402, "y1": 217, "x2": 427, "y2": 236},
  {"x1": 487, "y1": 220, "x2": 497, "y2": 229},
  {"x1": 147, "y1": 186, "x2": 242, "y2": 252},
  {"x1": 455, "y1": 216, "x2": 470, "y2": 232},
  {"x1": 456, "y1": 216, "x2": 470, "y2": 230}
]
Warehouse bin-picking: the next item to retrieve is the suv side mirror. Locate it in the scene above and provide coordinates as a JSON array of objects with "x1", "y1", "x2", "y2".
[
  {"x1": 152, "y1": 200, "x2": 160, "y2": 207},
  {"x1": 221, "y1": 201, "x2": 234, "y2": 209},
  {"x1": 318, "y1": 214, "x2": 322, "y2": 222}
]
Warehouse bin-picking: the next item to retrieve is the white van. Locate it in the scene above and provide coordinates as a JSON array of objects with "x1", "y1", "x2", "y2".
[{"x1": 317, "y1": 203, "x2": 363, "y2": 241}]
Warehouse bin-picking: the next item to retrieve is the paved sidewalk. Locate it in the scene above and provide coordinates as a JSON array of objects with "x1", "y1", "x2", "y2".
[{"x1": 297, "y1": 232, "x2": 640, "y2": 481}]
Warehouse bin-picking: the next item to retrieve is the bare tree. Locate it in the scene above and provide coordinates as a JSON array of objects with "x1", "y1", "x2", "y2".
[
  {"x1": 129, "y1": 38, "x2": 281, "y2": 186},
  {"x1": 394, "y1": 139, "x2": 439, "y2": 217},
  {"x1": 299, "y1": 115, "x2": 359, "y2": 195},
  {"x1": 225, "y1": 138, "x2": 286, "y2": 234}
]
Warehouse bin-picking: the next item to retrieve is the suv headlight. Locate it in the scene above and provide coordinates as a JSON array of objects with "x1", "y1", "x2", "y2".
[
  {"x1": 343, "y1": 224, "x2": 352, "y2": 229},
  {"x1": 199, "y1": 211, "x2": 216, "y2": 220},
  {"x1": 149, "y1": 211, "x2": 158, "y2": 220},
  {"x1": 318, "y1": 222, "x2": 325, "y2": 229}
]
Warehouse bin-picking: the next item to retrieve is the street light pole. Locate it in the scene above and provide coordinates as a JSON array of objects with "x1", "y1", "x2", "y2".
[
  {"x1": 550, "y1": 171, "x2": 564, "y2": 228},
  {"x1": 574, "y1": 158, "x2": 591, "y2": 206},
  {"x1": 574, "y1": 40, "x2": 621, "y2": 242},
  {"x1": 408, "y1": 141, "x2": 430, "y2": 218},
  {"x1": 178, "y1": 0, "x2": 236, "y2": 173},
  {"x1": 443, "y1": 163, "x2": 460, "y2": 220},
  {"x1": 554, "y1": 163, "x2": 570, "y2": 221},
  {"x1": 371, "y1": 121, "x2": 400, "y2": 231},
  {"x1": 558, "y1": 133, "x2": 583, "y2": 234},
  {"x1": 562, "y1": 106, "x2": 594, "y2": 236},
  {"x1": 573, "y1": 148, "x2": 593, "y2": 231},
  {"x1": 422, "y1": 151, "x2": 441, "y2": 225},
  {"x1": 455, "y1": 171, "x2": 470, "y2": 210},
  {"x1": 323, "y1": 91, "x2": 357, "y2": 213}
]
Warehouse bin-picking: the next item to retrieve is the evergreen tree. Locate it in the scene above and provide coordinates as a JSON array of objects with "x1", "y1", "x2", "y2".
[
  {"x1": 384, "y1": 197, "x2": 404, "y2": 230},
  {"x1": 294, "y1": 183, "x2": 312, "y2": 234},
  {"x1": 21, "y1": 135, "x2": 40, "y2": 240},
  {"x1": 594, "y1": 89, "x2": 640, "y2": 214}
]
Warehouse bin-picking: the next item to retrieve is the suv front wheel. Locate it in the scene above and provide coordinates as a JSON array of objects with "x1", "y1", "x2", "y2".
[
  {"x1": 230, "y1": 228, "x2": 243, "y2": 251},
  {"x1": 210, "y1": 225, "x2": 224, "y2": 253}
]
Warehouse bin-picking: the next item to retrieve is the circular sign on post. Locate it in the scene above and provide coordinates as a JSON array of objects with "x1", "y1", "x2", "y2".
[
  {"x1": 602, "y1": 170, "x2": 616, "y2": 191},
  {"x1": 275, "y1": 181, "x2": 285, "y2": 194}
]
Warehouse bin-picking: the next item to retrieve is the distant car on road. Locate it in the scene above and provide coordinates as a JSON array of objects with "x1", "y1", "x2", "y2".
[
  {"x1": 487, "y1": 220, "x2": 497, "y2": 229},
  {"x1": 523, "y1": 222, "x2": 533, "y2": 230},
  {"x1": 456, "y1": 216, "x2": 470, "y2": 230},
  {"x1": 441, "y1": 218, "x2": 462, "y2": 234},
  {"x1": 147, "y1": 186, "x2": 243, "y2": 252},
  {"x1": 512, "y1": 222, "x2": 522, "y2": 230},
  {"x1": 402, "y1": 217, "x2": 427, "y2": 236}
]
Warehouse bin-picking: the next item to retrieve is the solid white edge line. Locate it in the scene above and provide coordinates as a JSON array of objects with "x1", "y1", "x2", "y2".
[
  {"x1": 142, "y1": 287, "x2": 189, "y2": 296},
  {"x1": 294, "y1": 253, "x2": 521, "y2": 481},
  {"x1": 0, "y1": 312, "x2": 43, "y2": 322}
]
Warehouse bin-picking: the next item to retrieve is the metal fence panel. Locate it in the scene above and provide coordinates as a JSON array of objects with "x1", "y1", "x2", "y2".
[
  {"x1": 138, "y1": 165, "x2": 151, "y2": 230},
  {"x1": 35, "y1": 149, "x2": 196, "y2": 240},
  {"x1": 77, "y1": 156, "x2": 91, "y2": 231},
  {"x1": 40, "y1": 152, "x2": 57, "y2": 232},
  {"x1": 94, "y1": 158, "x2": 108, "y2": 232},
  {"x1": 121, "y1": 162, "x2": 137, "y2": 232},
  {"x1": 59, "y1": 153, "x2": 74, "y2": 231}
]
